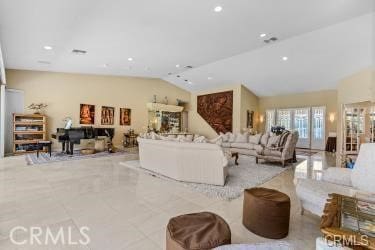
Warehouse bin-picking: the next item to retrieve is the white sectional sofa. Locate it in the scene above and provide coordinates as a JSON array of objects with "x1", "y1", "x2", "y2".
[{"x1": 137, "y1": 137, "x2": 229, "y2": 186}]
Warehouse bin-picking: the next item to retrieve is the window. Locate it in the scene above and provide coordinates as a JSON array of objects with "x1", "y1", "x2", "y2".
[{"x1": 265, "y1": 109, "x2": 276, "y2": 131}]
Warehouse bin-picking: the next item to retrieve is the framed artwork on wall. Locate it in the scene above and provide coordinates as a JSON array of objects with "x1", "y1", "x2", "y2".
[
  {"x1": 247, "y1": 110, "x2": 254, "y2": 128},
  {"x1": 120, "y1": 108, "x2": 131, "y2": 126},
  {"x1": 197, "y1": 91, "x2": 233, "y2": 134},
  {"x1": 101, "y1": 106, "x2": 115, "y2": 125},
  {"x1": 80, "y1": 104, "x2": 95, "y2": 125}
]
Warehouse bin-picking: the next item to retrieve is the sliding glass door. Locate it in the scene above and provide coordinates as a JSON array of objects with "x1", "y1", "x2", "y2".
[
  {"x1": 311, "y1": 106, "x2": 325, "y2": 150},
  {"x1": 294, "y1": 108, "x2": 310, "y2": 148},
  {"x1": 265, "y1": 106, "x2": 326, "y2": 149}
]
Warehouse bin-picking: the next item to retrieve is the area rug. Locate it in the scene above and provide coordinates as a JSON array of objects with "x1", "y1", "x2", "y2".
[
  {"x1": 26, "y1": 150, "x2": 134, "y2": 166},
  {"x1": 121, "y1": 156, "x2": 293, "y2": 200}
]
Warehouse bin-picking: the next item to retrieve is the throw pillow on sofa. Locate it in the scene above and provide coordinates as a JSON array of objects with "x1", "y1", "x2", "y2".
[
  {"x1": 194, "y1": 136, "x2": 207, "y2": 143},
  {"x1": 234, "y1": 132, "x2": 249, "y2": 143},
  {"x1": 249, "y1": 133, "x2": 262, "y2": 144},
  {"x1": 186, "y1": 134, "x2": 194, "y2": 141},
  {"x1": 228, "y1": 133, "x2": 236, "y2": 143},
  {"x1": 208, "y1": 136, "x2": 223, "y2": 145},
  {"x1": 266, "y1": 135, "x2": 281, "y2": 148},
  {"x1": 219, "y1": 132, "x2": 230, "y2": 142},
  {"x1": 150, "y1": 132, "x2": 160, "y2": 140},
  {"x1": 260, "y1": 132, "x2": 270, "y2": 146}
]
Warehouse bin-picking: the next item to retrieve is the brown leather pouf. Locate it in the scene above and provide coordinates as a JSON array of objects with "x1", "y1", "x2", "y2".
[
  {"x1": 166, "y1": 212, "x2": 231, "y2": 250},
  {"x1": 243, "y1": 187, "x2": 290, "y2": 239}
]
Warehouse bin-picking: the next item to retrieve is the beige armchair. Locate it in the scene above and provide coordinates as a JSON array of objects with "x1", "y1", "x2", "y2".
[{"x1": 255, "y1": 131, "x2": 299, "y2": 167}]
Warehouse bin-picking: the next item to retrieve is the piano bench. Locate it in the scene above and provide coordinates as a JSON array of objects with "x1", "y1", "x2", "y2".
[{"x1": 37, "y1": 141, "x2": 52, "y2": 158}]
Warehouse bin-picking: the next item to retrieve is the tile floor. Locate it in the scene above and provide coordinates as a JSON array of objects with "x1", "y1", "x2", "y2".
[{"x1": 0, "y1": 151, "x2": 336, "y2": 249}]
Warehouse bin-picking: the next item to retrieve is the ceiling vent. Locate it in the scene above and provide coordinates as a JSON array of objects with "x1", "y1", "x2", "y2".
[
  {"x1": 264, "y1": 37, "x2": 278, "y2": 43},
  {"x1": 184, "y1": 65, "x2": 193, "y2": 69},
  {"x1": 72, "y1": 49, "x2": 87, "y2": 55}
]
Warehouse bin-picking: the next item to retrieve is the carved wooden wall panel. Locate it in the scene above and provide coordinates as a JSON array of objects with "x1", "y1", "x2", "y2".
[{"x1": 197, "y1": 91, "x2": 233, "y2": 134}]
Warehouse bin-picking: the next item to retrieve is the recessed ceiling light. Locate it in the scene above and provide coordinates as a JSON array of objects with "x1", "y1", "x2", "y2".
[
  {"x1": 43, "y1": 45, "x2": 53, "y2": 50},
  {"x1": 176, "y1": 64, "x2": 180, "y2": 68},
  {"x1": 214, "y1": 6, "x2": 223, "y2": 12},
  {"x1": 101, "y1": 63, "x2": 108, "y2": 68},
  {"x1": 188, "y1": 81, "x2": 193, "y2": 85},
  {"x1": 207, "y1": 77, "x2": 213, "y2": 80},
  {"x1": 128, "y1": 57, "x2": 133, "y2": 61},
  {"x1": 282, "y1": 56, "x2": 288, "y2": 61},
  {"x1": 260, "y1": 33, "x2": 267, "y2": 38}
]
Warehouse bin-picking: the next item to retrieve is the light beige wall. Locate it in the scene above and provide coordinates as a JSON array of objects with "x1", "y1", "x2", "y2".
[
  {"x1": 6, "y1": 69, "x2": 190, "y2": 146},
  {"x1": 258, "y1": 89, "x2": 338, "y2": 137},
  {"x1": 240, "y1": 85, "x2": 259, "y2": 132},
  {"x1": 336, "y1": 68, "x2": 375, "y2": 166},
  {"x1": 188, "y1": 85, "x2": 242, "y2": 139}
]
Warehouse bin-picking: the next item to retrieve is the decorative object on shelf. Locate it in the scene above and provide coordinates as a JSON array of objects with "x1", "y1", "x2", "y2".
[
  {"x1": 146, "y1": 103, "x2": 184, "y2": 112},
  {"x1": 80, "y1": 104, "x2": 95, "y2": 125},
  {"x1": 164, "y1": 96, "x2": 168, "y2": 105},
  {"x1": 176, "y1": 98, "x2": 187, "y2": 106},
  {"x1": 101, "y1": 106, "x2": 114, "y2": 125},
  {"x1": 27, "y1": 103, "x2": 48, "y2": 114},
  {"x1": 246, "y1": 110, "x2": 254, "y2": 128},
  {"x1": 63, "y1": 117, "x2": 73, "y2": 130},
  {"x1": 197, "y1": 91, "x2": 233, "y2": 134},
  {"x1": 120, "y1": 108, "x2": 131, "y2": 125},
  {"x1": 13, "y1": 114, "x2": 47, "y2": 155},
  {"x1": 153, "y1": 94, "x2": 157, "y2": 103}
]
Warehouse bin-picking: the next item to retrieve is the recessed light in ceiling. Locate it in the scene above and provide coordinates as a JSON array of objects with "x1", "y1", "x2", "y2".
[
  {"x1": 282, "y1": 56, "x2": 288, "y2": 61},
  {"x1": 207, "y1": 77, "x2": 213, "y2": 80},
  {"x1": 128, "y1": 57, "x2": 133, "y2": 61},
  {"x1": 176, "y1": 75, "x2": 181, "y2": 78},
  {"x1": 188, "y1": 81, "x2": 193, "y2": 85},
  {"x1": 260, "y1": 33, "x2": 267, "y2": 38},
  {"x1": 176, "y1": 64, "x2": 180, "y2": 68},
  {"x1": 214, "y1": 6, "x2": 223, "y2": 12},
  {"x1": 101, "y1": 63, "x2": 108, "y2": 68},
  {"x1": 43, "y1": 45, "x2": 53, "y2": 50}
]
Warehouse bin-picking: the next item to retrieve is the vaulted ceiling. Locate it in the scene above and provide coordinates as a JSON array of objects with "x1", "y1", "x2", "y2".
[{"x1": 0, "y1": 0, "x2": 374, "y2": 96}]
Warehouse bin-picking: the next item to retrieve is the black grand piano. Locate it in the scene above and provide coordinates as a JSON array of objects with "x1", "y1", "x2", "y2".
[{"x1": 52, "y1": 127, "x2": 115, "y2": 155}]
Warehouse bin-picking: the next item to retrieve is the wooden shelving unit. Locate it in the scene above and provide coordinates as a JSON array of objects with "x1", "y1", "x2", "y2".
[{"x1": 13, "y1": 114, "x2": 47, "y2": 154}]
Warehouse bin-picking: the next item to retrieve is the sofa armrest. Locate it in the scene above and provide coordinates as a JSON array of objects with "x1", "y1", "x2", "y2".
[{"x1": 322, "y1": 167, "x2": 352, "y2": 187}]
